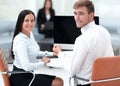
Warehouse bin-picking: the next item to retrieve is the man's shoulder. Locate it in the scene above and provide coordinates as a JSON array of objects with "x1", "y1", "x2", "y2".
[
  {"x1": 97, "y1": 25, "x2": 109, "y2": 33},
  {"x1": 95, "y1": 24, "x2": 106, "y2": 30}
]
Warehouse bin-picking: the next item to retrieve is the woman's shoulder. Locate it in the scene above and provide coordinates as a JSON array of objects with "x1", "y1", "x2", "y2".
[
  {"x1": 50, "y1": 8, "x2": 55, "y2": 12},
  {"x1": 14, "y1": 33, "x2": 28, "y2": 42},
  {"x1": 39, "y1": 8, "x2": 45, "y2": 12},
  {"x1": 13, "y1": 33, "x2": 29, "y2": 48},
  {"x1": 50, "y1": 9, "x2": 55, "y2": 15}
]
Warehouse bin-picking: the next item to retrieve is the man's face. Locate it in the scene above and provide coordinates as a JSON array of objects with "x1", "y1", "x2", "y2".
[{"x1": 74, "y1": 6, "x2": 93, "y2": 28}]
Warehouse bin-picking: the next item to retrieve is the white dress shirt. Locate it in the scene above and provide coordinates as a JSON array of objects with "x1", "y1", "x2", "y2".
[
  {"x1": 13, "y1": 32, "x2": 53, "y2": 71},
  {"x1": 57, "y1": 21, "x2": 114, "y2": 85}
]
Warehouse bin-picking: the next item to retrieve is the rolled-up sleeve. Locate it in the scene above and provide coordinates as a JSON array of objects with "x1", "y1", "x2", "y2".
[{"x1": 38, "y1": 51, "x2": 54, "y2": 57}]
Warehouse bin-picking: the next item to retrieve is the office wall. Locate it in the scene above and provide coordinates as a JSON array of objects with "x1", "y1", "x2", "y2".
[
  {"x1": 0, "y1": 0, "x2": 76, "y2": 20},
  {"x1": 0, "y1": 0, "x2": 120, "y2": 21},
  {"x1": 0, "y1": 0, "x2": 36, "y2": 21},
  {"x1": 92, "y1": 0, "x2": 120, "y2": 20}
]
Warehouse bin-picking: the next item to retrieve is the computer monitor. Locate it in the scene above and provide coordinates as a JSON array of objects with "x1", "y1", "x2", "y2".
[{"x1": 54, "y1": 16, "x2": 99, "y2": 50}]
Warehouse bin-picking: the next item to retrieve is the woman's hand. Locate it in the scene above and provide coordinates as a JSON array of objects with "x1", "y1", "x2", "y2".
[
  {"x1": 41, "y1": 24, "x2": 45, "y2": 30},
  {"x1": 41, "y1": 57, "x2": 50, "y2": 65}
]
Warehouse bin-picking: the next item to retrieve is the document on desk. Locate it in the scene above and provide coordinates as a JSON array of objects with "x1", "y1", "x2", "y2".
[
  {"x1": 47, "y1": 51, "x2": 73, "y2": 69},
  {"x1": 47, "y1": 58, "x2": 63, "y2": 68}
]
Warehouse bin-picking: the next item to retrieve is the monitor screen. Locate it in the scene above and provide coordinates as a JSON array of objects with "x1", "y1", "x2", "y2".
[{"x1": 54, "y1": 16, "x2": 99, "y2": 50}]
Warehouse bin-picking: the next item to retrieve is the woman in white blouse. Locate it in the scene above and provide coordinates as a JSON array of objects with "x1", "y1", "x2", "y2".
[{"x1": 9, "y1": 10, "x2": 63, "y2": 86}]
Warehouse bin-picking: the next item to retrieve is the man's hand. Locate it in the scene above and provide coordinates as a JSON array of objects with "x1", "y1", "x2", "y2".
[{"x1": 52, "y1": 44, "x2": 62, "y2": 56}]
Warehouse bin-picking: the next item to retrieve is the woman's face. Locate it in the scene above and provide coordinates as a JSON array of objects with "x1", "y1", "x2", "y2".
[
  {"x1": 45, "y1": 0, "x2": 51, "y2": 9},
  {"x1": 22, "y1": 13, "x2": 35, "y2": 35}
]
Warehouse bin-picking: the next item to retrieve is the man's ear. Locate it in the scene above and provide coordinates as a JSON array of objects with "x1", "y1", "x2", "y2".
[{"x1": 89, "y1": 12, "x2": 94, "y2": 21}]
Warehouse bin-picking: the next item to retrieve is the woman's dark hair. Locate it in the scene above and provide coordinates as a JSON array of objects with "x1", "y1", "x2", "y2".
[
  {"x1": 11, "y1": 9, "x2": 35, "y2": 59},
  {"x1": 43, "y1": 0, "x2": 53, "y2": 9}
]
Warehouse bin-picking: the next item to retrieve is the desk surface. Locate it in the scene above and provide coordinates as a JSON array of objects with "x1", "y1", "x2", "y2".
[
  {"x1": 35, "y1": 66, "x2": 71, "y2": 86},
  {"x1": 8, "y1": 63, "x2": 72, "y2": 86}
]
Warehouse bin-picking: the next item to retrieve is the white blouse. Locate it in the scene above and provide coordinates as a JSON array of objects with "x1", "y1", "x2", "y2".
[
  {"x1": 46, "y1": 14, "x2": 51, "y2": 21},
  {"x1": 13, "y1": 32, "x2": 53, "y2": 71}
]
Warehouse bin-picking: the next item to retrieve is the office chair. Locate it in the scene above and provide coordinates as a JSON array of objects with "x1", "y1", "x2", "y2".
[
  {"x1": 70, "y1": 56, "x2": 120, "y2": 86},
  {"x1": 0, "y1": 48, "x2": 35, "y2": 86},
  {"x1": 0, "y1": 48, "x2": 10, "y2": 86}
]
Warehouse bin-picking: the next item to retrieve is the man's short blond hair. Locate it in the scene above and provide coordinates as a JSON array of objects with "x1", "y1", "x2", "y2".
[{"x1": 73, "y1": 0, "x2": 94, "y2": 14}]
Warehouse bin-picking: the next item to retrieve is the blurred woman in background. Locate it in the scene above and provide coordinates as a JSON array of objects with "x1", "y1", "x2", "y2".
[{"x1": 37, "y1": 0, "x2": 55, "y2": 38}]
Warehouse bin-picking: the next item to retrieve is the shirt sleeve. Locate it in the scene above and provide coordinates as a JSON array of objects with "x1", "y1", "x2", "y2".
[
  {"x1": 38, "y1": 51, "x2": 54, "y2": 57},
  {"x1": 57, "y1": 51, "x2": 74, "y2": 73},
  {"x1": 14, "y1": 40, "x2": 45, "y2": 71},
  {"x1": 71, "y1": 38, "x2": 89, "y2": 76}
]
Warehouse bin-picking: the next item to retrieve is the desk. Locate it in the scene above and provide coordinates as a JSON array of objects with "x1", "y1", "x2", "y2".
[
  {"x1": 42, "y1": 51, "x2": 74, "y2": 86},
  {"x1": 34, "y1": 66, "x2": 71, "y2": 86},
  {"x1": 8, "y1": 63, "x2": 73, "y2": 86}
]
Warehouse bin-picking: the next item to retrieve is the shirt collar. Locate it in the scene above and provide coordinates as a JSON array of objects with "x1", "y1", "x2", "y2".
[
  {"x1": 19, "y1": 32, "x2": 32, "y2": 39},
  {"x1": 81, "y1": 21, "x2": 95, "y2": 34}
]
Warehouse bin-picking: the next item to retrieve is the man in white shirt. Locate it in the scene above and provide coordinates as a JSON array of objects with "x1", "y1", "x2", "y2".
[{"x1": 52, "y1": 0, "x2": 114, "y2": 86}]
